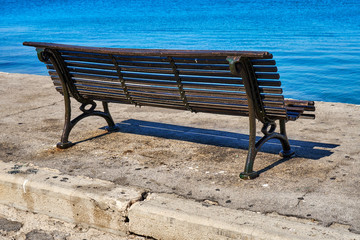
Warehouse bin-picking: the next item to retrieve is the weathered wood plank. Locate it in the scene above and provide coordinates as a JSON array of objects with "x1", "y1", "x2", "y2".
[{"x1": 24, "y1": 42, "x2": 273, "y2": 58}]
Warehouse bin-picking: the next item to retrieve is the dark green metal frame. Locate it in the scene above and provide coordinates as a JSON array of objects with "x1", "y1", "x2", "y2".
[
  {"x1": 36, "y1": 48, "x2": 118, "y2": 149},
  {"x1": 227, "y1": 56, "x2": 294, "y2": 179}
]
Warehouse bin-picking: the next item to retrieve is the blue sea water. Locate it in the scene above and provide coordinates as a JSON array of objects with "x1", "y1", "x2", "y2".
[{"x1": 0, "y1": 0, "x2": 359, "y2": 104}]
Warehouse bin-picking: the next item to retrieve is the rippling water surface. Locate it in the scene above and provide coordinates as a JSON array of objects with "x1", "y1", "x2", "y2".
[{"x1": 1, "y1": 0, "x2": 359, "y2": 104}]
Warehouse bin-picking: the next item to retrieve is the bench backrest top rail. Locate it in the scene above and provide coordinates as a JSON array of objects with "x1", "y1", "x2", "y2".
[{"x1": 23, "y1": 42, "x2": 273, "y2": 59}]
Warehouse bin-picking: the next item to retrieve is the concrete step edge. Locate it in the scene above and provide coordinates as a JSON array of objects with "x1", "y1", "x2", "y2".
[{"x1": 1, "y1": 161, "x2": 358, "y2": 240}]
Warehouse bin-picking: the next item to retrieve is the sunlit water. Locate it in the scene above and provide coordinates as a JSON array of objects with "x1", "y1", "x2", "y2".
[{"x1": 1, "y1": 0, "x2": 359, "y2": 104}]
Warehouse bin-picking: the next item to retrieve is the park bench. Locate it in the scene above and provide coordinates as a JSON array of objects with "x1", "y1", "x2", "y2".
[{"x1": 24, "y1": 42, "x2": 315, "y2": 179}]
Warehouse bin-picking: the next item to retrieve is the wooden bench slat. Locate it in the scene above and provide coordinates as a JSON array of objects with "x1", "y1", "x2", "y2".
[
  {"x1": 123, "y1": 78, "x2": 177, "y2": 87},
  {"x1": 64, "y1": 51, "x2": 231, "y2": 66},
  {"x1": 131, "y1": 96, "x2": 183, "y2": 105},
  {"x1": 263, "y1": 102, "x2": 285, "y2": 108},
  {"x1": 263, "y1": 100, "x2": 284, "y2": 108},
  {"x1": 52, "y1": 80, "x2": 62, "y2": 89},
  {"x1": 116, "y1": 59, "x2": 231, "y2": 71},
  {"x1": 60, "y1": 50, "x2": 112, "y2": 59},
  {"x1": 133, "y1": 101, "x2": 187, "y2": 111},
  {"x1": 65, "y1": 52, "x2": 235, "y2": 70},
  {"x1": 115, "y1": 55, "x2": 173, "y2": 63},
  {"x1": 70, "y1": 73, "x2": 119, "y2": 82},
  {"x1": 115, "y1": 55, "x2": 229, "y2": 64},
  {"x1": 25, "y1": 42, "x2": 273, "y2": 58},
  {"x1": 127, "y1": 88, "x2": 182, "y2": 96},
  {"x1": 186, "y1": 96, "x2": 248, "y2": 105},
  {"x1": 78, "y1": 92, "x2": 128, "y2": 101},
  {"x1": 115, "y1": 60, "x2": 171, "y2": 69},
  {"x1": 67, "y1": 67, "x2": 118, "y2": 77},
  {"x1": 121, "y1": 66, "x2": 174, "y2": 74},
  {"x1": 75, "y1": 85, "x2": 125, "y2": 95},
  {"x1": 176, "y1": 76, "x2": 243, "y2": 85},
  {"x1": 285, "y1": 99, "x2": 315, "y2": 106},
  {"x1": 191, "y1": 106, "x2": 249, "y2": 116},
  {"x1": 77, "y1": 91, "x2": 131, "y2": 104},
  {"x1": 130, "y1": 91, "x2": 180, "y2": 100},
  {"x1": 182, "y1": 83, "x2": 244, "y2": 92},
  {"x1": 73, "y1": 79, "x2": 123, "y2": 88},
  {"x1": 73, "y1": 79, "x2": 124, "y2": 90},
  {"x1": 172, "y1": 57, "x2": 228, "y2": 64},
  {"x1": 188, "y1": 101, "x2": 249, "y2": 111},
  {"x1": 192, "y1": 101, "x2": 285, "y2": 115},
  {"x1": 126, "y1": 84, "x2": 179, "y2": 92},
  {"x1": 63, "y1": 52, "x2": 228, "y2": 65},
  {"x1": 259, "y1": 87, "x2": 283, "y2": 94},
  {"x1": 253, "y1": 66, "x2": 278, "y2": 72},
  {"x1": 131, "y1": 97, "x2": 186, "y2": 108},
  {"x1": 261, "y1": 94, "x2": 284, "y2": 101},
  {"x1": 77, "y1": 89, "x2": 127, "y2": 98},
  {"x1": 251, "y1": 59, "x2": 276, "y2": 65},
  {"x1": 65, "y1": 61, "x2": 116, "y2": 70},
  {"x1": 185, "y1": 89, "x2": 246, "y2": 98},
  {"x1": 257, "y1": 80, "x2": 281, "y2": 87},
  {"x1": 298, "y1": 113, "x2": 316, "y2": 119},
  {"x1": 185, "y1": 83, "x2": 282, "y2": 94},
  {"x1": 286, "y1": 105, "x2": 315, "y2": 112},
  {"x1": 264, "y1": 106, "x2": 287, "y2": 114},
  {"x1": 175, "y1": 63, "x2": 229, "y2": 71},
  {"x1": 126, "y1": 84, "x2": 180, "y2": 93},
  {"x1": 267, "y1": 113, "x2": 288, "y2": 119},
  {"x1": 122, "y1": 72, "x2": 174, "y2": 81},
  {"x1": 48, "y1": 71, "x2": 60, "y2": 77},
  {"x1": 286, "y1": 111, "x2": 302, "y2": 119},
  {"x1": 178, "y1": 70, "x2": 235, "y2": 78},
  {"x1": 255, "y1": 73, "x2": 280, "y2": 79},
  {"x1": 85, "y1": 97, "x2": 131, "y2": 105},
  {"x1": 62, "y1": 55, "x2": 114, "y2": 64}
]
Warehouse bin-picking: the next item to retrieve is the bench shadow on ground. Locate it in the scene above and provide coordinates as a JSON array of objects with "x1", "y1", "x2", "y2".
[{"x1": 89, "y1": 119, "x2": 338, "y2": 174}]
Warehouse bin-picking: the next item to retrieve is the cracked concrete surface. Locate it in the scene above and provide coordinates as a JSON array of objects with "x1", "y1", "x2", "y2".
[
  {"x1": 128, "y1": 193, "x2": 359, "y2": 240},
  {"x1": 0, "y1": 204, "x2": 146, "y2": 240},
  {"x1": 0, "y1": 161, "x2": 147, "y2": 235},
  {"x1": 1, "y1": 72, "x2": 359, "y2": 237}
]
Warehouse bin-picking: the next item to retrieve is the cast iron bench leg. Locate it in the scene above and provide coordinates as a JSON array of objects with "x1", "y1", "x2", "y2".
[
  {"x1": 57, "y1": 94, "x2": 117, "y2": 149},
  {"x1": 240, "y1": 117, "x2": 295, "y2": 180},
  {"x1": 279, "y1": 119, "x2": 295, "y2": 157},
  {"x1": 240, "y1": 109, "x2": 260, "y2": 180}
]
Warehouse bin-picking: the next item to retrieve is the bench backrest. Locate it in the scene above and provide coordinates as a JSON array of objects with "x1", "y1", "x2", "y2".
[{"x1": 24, "y1": 42, "x2": 287, "y2": 123}]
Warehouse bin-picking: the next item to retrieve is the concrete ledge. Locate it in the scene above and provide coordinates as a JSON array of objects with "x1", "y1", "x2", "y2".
[
  {"x1": 1, "y1": 161, "x2": 358, "y2": 239},
  {"x1": 0, "y1": 161, "x2": 145, "y2": 235},
  {"x1": 128, "y1": 193, "x2": 359, "y2": 240}
]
